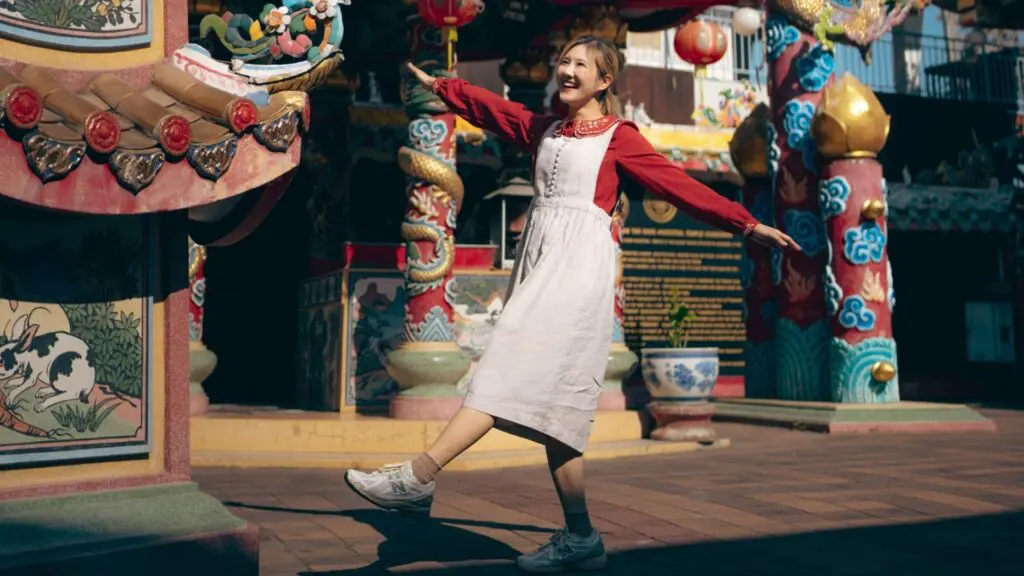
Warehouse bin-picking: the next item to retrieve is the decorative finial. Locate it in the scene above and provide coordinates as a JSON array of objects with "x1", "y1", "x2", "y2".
[
  {"x1": 811, "y1": 73, "x2": 890, "y2": 160},
  {"x1": 729, "y1": 103, "x2": 771, "y2": 179}
]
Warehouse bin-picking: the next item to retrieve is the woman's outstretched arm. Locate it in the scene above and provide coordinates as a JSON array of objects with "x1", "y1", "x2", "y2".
[
  {"x1": 613, "y1": 123, "x2": 800, "y2": 251},
  {"x1": 407, "y1": 63, "x2": 555, "y2": 151}
]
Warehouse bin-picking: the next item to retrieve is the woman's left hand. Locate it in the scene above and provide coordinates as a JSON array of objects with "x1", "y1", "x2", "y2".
[{"x1": 748, "y1": 223, "x2": 802, "y2": 252}]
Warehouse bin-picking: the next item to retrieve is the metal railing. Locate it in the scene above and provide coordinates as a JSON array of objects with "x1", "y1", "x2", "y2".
[{"x1": 626, "y1": 9, "x2": 1024, "y2": 110}]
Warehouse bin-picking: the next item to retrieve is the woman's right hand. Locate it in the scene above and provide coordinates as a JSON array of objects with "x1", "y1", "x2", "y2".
[{"x1": 406, "y1": 62, "x2": 436, "y2": 90}]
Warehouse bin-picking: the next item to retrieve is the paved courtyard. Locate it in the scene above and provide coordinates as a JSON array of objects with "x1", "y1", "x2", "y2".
[{"x1": 194, "y1": 408, "x2": 1024, "y2": 576}]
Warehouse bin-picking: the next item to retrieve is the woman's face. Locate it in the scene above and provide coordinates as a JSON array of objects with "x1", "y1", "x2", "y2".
[{"x1": 556, "y1": 44, "x2": 611, "y2": 110}]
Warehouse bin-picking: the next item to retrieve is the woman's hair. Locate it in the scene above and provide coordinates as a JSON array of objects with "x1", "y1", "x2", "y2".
[{"x1": 557, "y1": 35, "x2": 624, "y2": 117}]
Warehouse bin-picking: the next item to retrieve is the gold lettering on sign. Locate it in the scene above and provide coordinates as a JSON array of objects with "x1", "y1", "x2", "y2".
[{"x1": 622, "y1": 225, "x2": 747, "y2": 372}]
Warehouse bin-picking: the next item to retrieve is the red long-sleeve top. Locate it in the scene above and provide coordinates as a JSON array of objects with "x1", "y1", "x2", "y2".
[{"x1": 433, "y1": 78, "x2": 758, "y2": 235}]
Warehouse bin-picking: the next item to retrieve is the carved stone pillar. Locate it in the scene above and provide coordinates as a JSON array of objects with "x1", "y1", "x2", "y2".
[
  {"x1": 765, "y1": 11, "x2": 834, "y2": 401},
  {"x1": 188, "y1": 237, "x2": 216, "y2": 416},
  {"x1": 812, "y1": 74, "x2": 899, "y2": 403},
  {"x1": 386, "y1": 17, "x2": 471, "y2": 420}
]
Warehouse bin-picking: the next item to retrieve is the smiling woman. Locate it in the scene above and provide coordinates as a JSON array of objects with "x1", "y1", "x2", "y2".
[{"x1": 343, "y1": 33, "x2": 799, "y2": 575}]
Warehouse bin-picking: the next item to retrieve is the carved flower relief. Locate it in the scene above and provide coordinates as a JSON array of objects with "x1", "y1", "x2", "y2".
[{"x1": 261, "y1": 5, "x2": 291, "y2": 34}]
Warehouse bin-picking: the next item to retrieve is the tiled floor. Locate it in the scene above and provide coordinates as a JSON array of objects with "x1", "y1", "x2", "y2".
[{"x1": 194, "y1": 408, "x2": 1024, "y2": 575}]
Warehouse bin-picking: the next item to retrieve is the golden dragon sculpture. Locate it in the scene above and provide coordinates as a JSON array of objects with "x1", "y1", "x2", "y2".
[{"x1": 397, "y1": 145, "x2": 465, "y2": 290}]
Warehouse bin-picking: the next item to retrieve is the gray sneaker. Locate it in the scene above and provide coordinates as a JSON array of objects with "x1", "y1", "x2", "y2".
[
  {"x1": 343, "y1": 462, "x2": 435, "y2": 518},
  {"x1": 516, "y1": 528, "x2": 607, "y2": 573}
]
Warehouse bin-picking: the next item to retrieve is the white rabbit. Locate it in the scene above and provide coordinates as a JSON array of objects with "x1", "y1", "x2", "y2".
[{"x1": 0, "y1": 313, "x2": 96, "y2": 412}]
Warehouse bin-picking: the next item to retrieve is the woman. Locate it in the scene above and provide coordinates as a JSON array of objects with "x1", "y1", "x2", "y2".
[{"x1": 345, "y1": 35, "x2": 800, "y2": 573}]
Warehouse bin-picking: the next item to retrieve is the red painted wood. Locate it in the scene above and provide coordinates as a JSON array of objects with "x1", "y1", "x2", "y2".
[
  {"x1": 0, "y1": 132, "x2": 300, "y2": 215},
  {"x1": 309, "y1": 243, "x2": 498, "y2": 276}
]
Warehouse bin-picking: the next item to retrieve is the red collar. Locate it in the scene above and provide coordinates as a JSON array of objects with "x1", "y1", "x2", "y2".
[{"x1": 554, "y1": 116, "x2": 619, "y2": 138}]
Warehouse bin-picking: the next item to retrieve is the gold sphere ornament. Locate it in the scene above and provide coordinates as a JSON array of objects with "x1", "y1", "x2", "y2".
[
  {"x1": 870, "y1": 361, "x2": 897, "y2": 383},
  {"x1": 861, "y1": 198, "x2": 886, "y2": 220},
  {"x1": 729, "y1": 103, "x2": 771, "y2": 179},
  {"x1": 811, "y1": 73, "x2": 891, "y2": 160}
]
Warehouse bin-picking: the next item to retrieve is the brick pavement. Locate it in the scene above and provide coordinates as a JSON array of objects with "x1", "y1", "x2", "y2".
[{"x1": 194, "y1": 408, "x2": 1024, "y2": 576}]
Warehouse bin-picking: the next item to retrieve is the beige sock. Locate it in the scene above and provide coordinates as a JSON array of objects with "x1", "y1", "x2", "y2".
[{"x1": 410, "y1": 453, "x2": 441, "y2": 484}]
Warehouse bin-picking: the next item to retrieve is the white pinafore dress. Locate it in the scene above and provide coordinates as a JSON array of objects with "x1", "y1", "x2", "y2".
[{"x1": 462, "y1": 120, "x2": 619, "y2": 453}]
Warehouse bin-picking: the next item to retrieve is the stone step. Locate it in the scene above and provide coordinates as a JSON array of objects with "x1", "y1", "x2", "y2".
[{"x1": 191, "y1": 438, "x2": 730, "y2": 471}]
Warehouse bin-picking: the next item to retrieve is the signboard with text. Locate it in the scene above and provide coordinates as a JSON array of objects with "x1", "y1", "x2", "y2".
[{"x1": 620, "y1": 188, "x2": 747, "y2": 378}]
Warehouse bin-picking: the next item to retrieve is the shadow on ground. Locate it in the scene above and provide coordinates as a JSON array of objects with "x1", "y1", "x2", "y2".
[{"x1": 222, "y1": 501, "x2": 1024, "y2": 576}]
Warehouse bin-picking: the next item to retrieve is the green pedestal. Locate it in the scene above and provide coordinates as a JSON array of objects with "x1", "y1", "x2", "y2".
[
  {"x1": 0, "y1": 483, "x2": 257, "y2": 575},
  {"x1": 713, "y1": 398, "x2": 997, "y2": 434},
  {"x1": 386, "y1": 342, "x2": 471, "y2": 420}
]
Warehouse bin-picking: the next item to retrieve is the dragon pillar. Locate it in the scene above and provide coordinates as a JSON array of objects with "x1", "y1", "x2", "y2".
[
  {"x1": 189, "y1": 238, "x2": 217, "y2": 415},
  {"x1": 812, "y1": 74, "x2": 899, "y2": 403},
  {"x1": 765, "y1": 10, "x2": 834, "y2": 401},
  {"x1": 385, "y1": 17, "x2": 471, "y2": 420},
  {"x1": 730, "y1": 104, "x2": 777, "y2": 398}
]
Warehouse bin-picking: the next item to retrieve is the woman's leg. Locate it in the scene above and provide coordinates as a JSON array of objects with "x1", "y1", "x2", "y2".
[
  {"x1": 545, "y1": 440, "x2": 593, "y2": 535},
  {"x1": 344, "y1": 406, "x2": 495, "y2": 516},
  {"x1": 516, "y1": 440, "x2": 605, "y2": 573},
  {"x1": 410, "y1": 406, "x2": 495, "y2": 483}
]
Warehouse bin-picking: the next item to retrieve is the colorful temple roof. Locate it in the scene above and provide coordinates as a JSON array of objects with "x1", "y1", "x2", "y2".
[{"x1": 0, "y1": 61, "x2": 308, "y2": 214}]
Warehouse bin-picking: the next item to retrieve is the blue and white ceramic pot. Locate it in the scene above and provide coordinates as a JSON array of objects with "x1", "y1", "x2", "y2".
[
  {"x1": 640, "y1": 347, "x2": 720, "y2": 404},
  {"x1": 640, "y1": 348, "x2": 720, "y2": 443}
]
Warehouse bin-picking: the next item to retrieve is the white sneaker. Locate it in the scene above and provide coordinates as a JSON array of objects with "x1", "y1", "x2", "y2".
[
  {"x1": 343, "y1": 462, "x2": 435, "y2": 518},
  {"x1": 516, "y1": 528, "x2": 607, "y2": 573}
]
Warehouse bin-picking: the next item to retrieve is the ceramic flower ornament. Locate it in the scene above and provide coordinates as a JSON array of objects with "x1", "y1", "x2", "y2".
[
  {"x1": 311, "y1": 0, "x2": 339, "y2": 19},
  {"x1": 262, "y1": 5, "x2": 291, "y2": 34}
]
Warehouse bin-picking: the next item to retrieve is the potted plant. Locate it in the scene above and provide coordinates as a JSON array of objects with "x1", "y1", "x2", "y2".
[{"x1": 640, "y1": 289, "x2": 719, "y2": 442}]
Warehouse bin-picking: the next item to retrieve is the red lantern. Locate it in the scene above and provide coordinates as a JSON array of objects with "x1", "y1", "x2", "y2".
[
  {"x1": 673, "y1": 20, "x2": 728, "y2": 77},
  {"x1": 417, "y1": 0, "x2": 483, "y2": 70}
]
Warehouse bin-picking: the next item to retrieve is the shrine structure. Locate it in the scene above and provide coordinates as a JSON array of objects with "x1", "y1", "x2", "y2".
[
  {"x1": 717, "y1": 0, "x2": 997, "y2": 431},
  {"x1": 189, "y1": 0, "x2": 752, "y2": 469},
  {"x1": 0, "y1": 0, "x2": 338, "y2": 570},
  {"x1": 184, "y1": 0, "x2": 1000, "y2": 473}
]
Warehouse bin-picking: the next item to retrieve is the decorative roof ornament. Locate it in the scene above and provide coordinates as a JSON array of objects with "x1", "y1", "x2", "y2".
[
  {"x1": 195, "y1": 0, "x2": 352, "y2": 93},
  {"x1": 769, "y1": 0, "x2": 929, "y2": 62}
]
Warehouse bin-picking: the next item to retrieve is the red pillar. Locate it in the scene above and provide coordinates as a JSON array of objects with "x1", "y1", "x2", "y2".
[
  {"x1": 188, "y1": 238, "x2": 216, "y2": 415},
  {"x1": 731, "y1": 104, "x2": 776, "y2": 398},
  {"x1": 813, "y1": 75, "x2": 899, "y2": 402},
  {"x1": 766, "y1": 11, "x2": 833, "y2": 401},
  {"x1": 385, "y1": 18, "x2": 470, "y2": 419},
  {"x1": 741, "y1": 177, "x2": 777, "y2": 398}
]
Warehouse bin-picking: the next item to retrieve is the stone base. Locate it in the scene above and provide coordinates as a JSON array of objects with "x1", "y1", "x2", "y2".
[
  {"x1": 190, "y1": 382, "x2": 210, "y2": 416},
  {"x1": 0, "y1": 483, "x2": 258, "y2": 575},
  {"x1": 647, "y1": 402, "x2": 716, "y2": 444},
  {"x1": 713, "y1": 398, "x2": 998, "y2": 434},
  {"x1": 598, "y1": 388, "x2": 627, "y2": 410},
  {"x1": 390, "y1": 394, "x2": 463, "y2": 421},
  {"x1": 189, "y1": 342, "x2": 217, "y2": 417}
]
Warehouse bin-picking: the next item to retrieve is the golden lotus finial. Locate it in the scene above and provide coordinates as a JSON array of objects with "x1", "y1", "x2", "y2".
[
  {"x1": 811, "y1": 73, "x2": 891, "y2": 160},
  {"x1": 729, "y1": 103, "x2": 771, "y2": 179}
]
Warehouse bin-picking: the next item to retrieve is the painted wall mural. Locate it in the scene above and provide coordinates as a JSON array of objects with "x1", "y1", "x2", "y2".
[
  {"x1": 346, "y1": 272, "x2": 404, "y2": 408},
  {"x1": 295, "y1": 271, "x2": 511, "y2": 411},
  {"x1": 296, "y1": 272, "x2": 341, "y2": 411},
  {"x1": 0, "y1": 0, "x2": 153, "y2": 50},
  {"x1": 0, "y1": 215, "x2": 152, "y2": 467}
]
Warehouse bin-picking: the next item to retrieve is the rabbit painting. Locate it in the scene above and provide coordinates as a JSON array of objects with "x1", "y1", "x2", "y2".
[{"x1": 0, "y1": 309, "x2": 96, "y2": 413}]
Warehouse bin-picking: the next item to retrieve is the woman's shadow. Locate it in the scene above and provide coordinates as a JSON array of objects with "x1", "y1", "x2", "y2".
[{"x1": 224, "y1": 502, "x2": 553, "y2": 575}]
